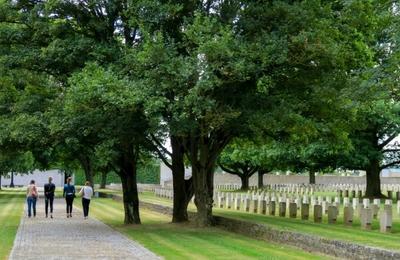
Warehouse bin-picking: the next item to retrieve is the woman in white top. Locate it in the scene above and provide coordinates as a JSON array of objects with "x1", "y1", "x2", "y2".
[{"x1": 79, "y1": 181, "x2": 94, "y2": 219}]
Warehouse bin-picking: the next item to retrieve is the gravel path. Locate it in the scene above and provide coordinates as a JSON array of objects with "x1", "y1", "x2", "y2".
[{"x1": 9, "y1": 198, "x2": 161, "y2": 260}]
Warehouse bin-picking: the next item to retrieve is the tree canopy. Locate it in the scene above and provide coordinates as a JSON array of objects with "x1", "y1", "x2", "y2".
[{"x1": 1, "y1": 0, "x2": 399, "y2": 225}]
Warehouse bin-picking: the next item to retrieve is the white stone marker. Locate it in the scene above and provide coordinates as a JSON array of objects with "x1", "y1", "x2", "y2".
[
  {"x1": 343, "y1": 197, "x2": 350, "y2": 207},
  {"x1": 279, "y1": 200, "x2": 286, "y2": 217},
  {"x1": 269, "y1": 200, "x2": 276, "y2": 216},
  {"x1": 352, "y1": 198, "x2": 359, "y2": 210},
  {"x1": 259, "y1": 199, "x2": 267, "y2": 215},
  {"x1": 397, "y1": 200, "x2": 400, "y2": 215},
  {"x1": 289, "y1": 202, "x2": 297, "y2": 218},
  {"x1": 313, "y1": 205, "x2": 322, "y2": 223},
  {"x1": 234, "y1": 195, "x2": 241, "y2": 210},
  {"x1": 301, "y1": 203, "x2": 309, "y2": 220},
  {"x1": 343, "y1": 206, "x2": 353, "y2": 226},
  {"x1": 322, "y1": 201, "x2": 328, "y2": 214},
  {"x1": 328, "y1": 206, "x2": 338, "y2": 224},
  {"x1": 360, "y1": 208, "x2": 372, "y2": 230},
  {"x1": 243, "y1": 196, "x2": 250, "y2": 212},
  {"x1": 218, "y1": 195, "x2": 224, "y2": 208},
  {"x1": 363, "y1": 198, "x2": 370, "y2": 209},
  {"x1": 379, "y1": 205, "x2": 392, "y2": 233},
  {"x1": 225, "y1": 193, "x2": 232, "y2": 209},
  {"x1": 251, "y1": 198, "x2": 258, "y2": 213}
]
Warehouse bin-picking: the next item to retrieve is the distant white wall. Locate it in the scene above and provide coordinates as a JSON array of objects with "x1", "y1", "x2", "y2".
[
  {"x1": 160, "y1": 164, "x2": 400, "y2": 186},
  {"x1": 160, "y1": 163, "x2": 191, "y2": 187},
  {"x1": 1, "y1": 169, "x2": 66, "y2": 187}
]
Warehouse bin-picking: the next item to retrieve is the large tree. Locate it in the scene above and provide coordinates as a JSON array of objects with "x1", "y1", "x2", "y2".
[
  {"x1": 59, "y1": 64, "x2": 150, "y2": 224},
  {"x1": 335, "y1": 0, "x2": 400, "y2": 198},
  {"x1": 134, "y1": 0, "x2": 365, "y2": 226}
]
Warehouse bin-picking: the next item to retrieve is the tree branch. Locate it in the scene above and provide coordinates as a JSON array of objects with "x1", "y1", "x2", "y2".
[
  {"x1": 150, "y1": 134, "x2": 172, "y2": 157},
  {"x1": 378, "y1": 133, "x2": 398, "y2": 149},
  {"x1": 383, "y1": 149, "x2": 400, "y2": 153},
  {"x1": 218, "y1": 162, "x2": 241, "y2": 176},
  {"x1": 381, "y1": 160, "x2": 400, "y2": 170}
]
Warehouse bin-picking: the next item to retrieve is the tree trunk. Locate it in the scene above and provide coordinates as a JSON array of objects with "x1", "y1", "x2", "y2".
[
  {"x1": 100, "y1": 171, "x2": 107, "y2": 189},
  {"x1": 185, "y1": 128, "x2": 231, "y2": 227},
  {"x1": 0, "y1": 174, "x2": 2, "y2": 190},
  {"x1": 192, "y1": 161, "x2": 215, "y2": 227},
  {"x1": 171, "y1": 135, "x2": 193, "y2": 223},
  {"x1": 240, "y1": 175, "x2": 250, "y2": 190},
  {"x1": 365, "y1": 159, "x2": 384, "y2": 198},
  {"x1": 10, "y1": 172, "x2": 14, "y2": 188},
  {"x1": 257, "y1": 170, "x2": 266, "y2": 189},
  {"x1": 119, "y1": 152, "x2": 141, "y2": 224},
  {"x1": 309, "y1": 170, "x2": 316, "y2": 184},
  {"x1": 80, "y1": 155, "x2": 94, "y2": 188}
]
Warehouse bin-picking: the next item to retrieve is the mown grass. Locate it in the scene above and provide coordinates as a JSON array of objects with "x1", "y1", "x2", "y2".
[
  {"x1": 135, "y1": 191, "x2": 400, "y2": 251},
  {"x1": 0, "y1": 189, "x2": 25, "y2": 260},
  {"x1": 85, "y1": 197, "x2": 328, "y2": 260}
]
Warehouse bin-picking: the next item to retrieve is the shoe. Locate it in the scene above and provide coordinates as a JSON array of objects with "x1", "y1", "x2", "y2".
[
  {"x1": 67, "y1": 215, "x2": 70, "y2": 218},
  {"x1": 51, "y1": 215, "x2": 53, "y2": 219}
]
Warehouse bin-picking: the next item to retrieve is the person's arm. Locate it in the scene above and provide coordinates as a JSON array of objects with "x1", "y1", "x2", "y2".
[
  {"x1": 78, "y1": 187, "x2": 84, "y2": 197},
  {"x1": 33, "y1": 186, "x2": 38, "y2": 198},
  {"x1": 63, "y1": 185, "x2": 66, "y2": 198},
  {"x1": 50, "y1": 184, "x2": 56, "y2": 194},
  {"x1": 26, "y1": 186, "x2": 29, "y2": 196}
]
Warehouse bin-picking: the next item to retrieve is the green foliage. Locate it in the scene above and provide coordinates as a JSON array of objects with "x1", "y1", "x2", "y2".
[{"x1": 74, "y1": 163, "x2": 160, "y2": 185}]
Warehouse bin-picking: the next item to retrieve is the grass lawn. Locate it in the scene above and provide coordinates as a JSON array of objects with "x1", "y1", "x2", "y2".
[
  {"x1": 85, "y1": 197, "x2": 328, "y2": 260},
  {"x1": 134, "y1": 191, "x2": 400, "y2": 251},
  {"x1": 0, "y1": 189, "x2": 25, "y2": 260}
]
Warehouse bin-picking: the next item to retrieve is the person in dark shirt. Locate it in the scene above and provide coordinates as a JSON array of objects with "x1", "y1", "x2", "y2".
[
  {"x1": 63, "y1": 177, "x2": 75, "y2": 218},
  {"x1": 44, "y1": 176, "x2": 56, "y2": 218}
]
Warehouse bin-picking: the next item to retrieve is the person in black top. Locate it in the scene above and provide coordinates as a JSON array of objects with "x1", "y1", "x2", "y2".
[
  {"x1": 44, "y1": 176, "x2": 56, "y2": 218},
  {"x1": 63, "y1": 177, "x2": 76, "y2": 218}
]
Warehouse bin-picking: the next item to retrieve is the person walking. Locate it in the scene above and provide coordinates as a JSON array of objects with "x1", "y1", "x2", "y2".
[
  {"x1": 79, "y1": 181, "x2": 93, "y2": 219},
  {"x1": 26, "y1": 180, "x2": 38, "y2": 218},
  {"x1": 44, "y1": 176, "x2": 56, "y2": 218},
  {"x1": 63, "y1": 177, "x2": 75, "y2": 218}
]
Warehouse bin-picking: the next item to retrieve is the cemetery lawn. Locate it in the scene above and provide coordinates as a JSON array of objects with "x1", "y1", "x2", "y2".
[
  {"x1": 86, "y1": 197, "x2": 327, "y2": 260},
  {"x1": 136, "y1": 192, "x2": 400, "y2": 251},
  {"x1": 0, "y1": 189, "x2": 24, "y2": 260}
]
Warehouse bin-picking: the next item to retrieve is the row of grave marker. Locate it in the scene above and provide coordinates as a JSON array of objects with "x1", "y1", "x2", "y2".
[
  {"x1": 215, "y1": 183, "x2": 400, "y2": 200},
  {"x1": 154, "y1": 188, "x2": 397, "y2": 233}
]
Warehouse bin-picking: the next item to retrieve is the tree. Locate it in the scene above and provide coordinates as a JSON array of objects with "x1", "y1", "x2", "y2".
[
  {"x1": 135, "y1": 0, "x2": 362, "y2": 226},
  {"x1": 0, "y1": 151, "x2": 35, "y2": 188},
  {"x1": 218, "y1": 139, "x2": 280, "y2": 190},
  {"x1": 334, "y1": 0, "x2": 400, "y2": 197},
  {"x1": 60, "y1": 64, "x2": 150, "y2": 224}
]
